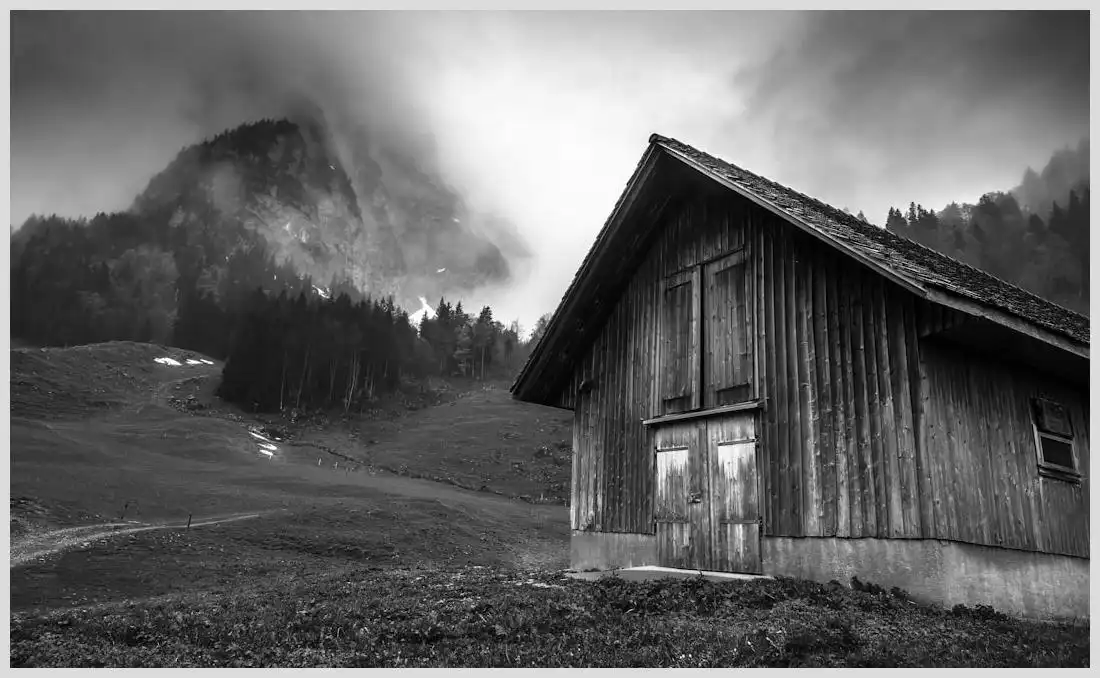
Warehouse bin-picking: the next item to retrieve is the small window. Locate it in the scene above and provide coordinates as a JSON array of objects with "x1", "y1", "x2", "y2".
[{"x1": 1031, "y1": 398, "x2": 1080, "y2": 482}]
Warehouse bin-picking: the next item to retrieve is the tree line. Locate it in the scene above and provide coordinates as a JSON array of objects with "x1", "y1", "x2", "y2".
[
  {"x1": 883, "y1": 139, "x2": 1089, "y2": 314},
  {"x1": 215, "y1": 290, "x2": 532, "y2": 415},
  {"x1": 885, "y1": 186, "x2": 1089, "y2": 313}
]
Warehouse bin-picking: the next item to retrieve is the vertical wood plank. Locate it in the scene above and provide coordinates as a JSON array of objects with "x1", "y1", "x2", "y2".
[
  {"x1": 691, "y1": 266, "x2": 702, "y2": 411},
  {"x1": 575, "y1": 361, "x2": 584, "y2": 530},
  {"x1": 849, "y1": 270, "x2": 875, "y2": 537},
  {"x1": 989, "y1": 369, "x2": 1017, "y2": 548},
  {"x1": 583, "y1": 348, "x2": 596, "y2": 530},
  {"x1": 906, "y1": 298, "x2": 934, "y2": 539},
  {"x1": 837, "y1": 264, "x2": 862, "y2": 537},
  {"x1": 827, "y1": 254, "x2": 850, "y2": 538},
  {"x1": 888, "y1": 293, "x2": 919, "y2": 537},
  {"x1": 967, "y1": 358, "x2": 993, "y2": 547},
  {"x1": 785, "y1": 234, "x2": 803, "y2": 535},
  {"x1": 593, "y1": 325, "x2": 606, "y2": 530},
  {"x1": 930, "y1": 344, "x2": 952, "y2": 542},
  {"x1": 953, "y1": 355, "x2": 977, "y2": 544},
  {"x1": 940, "y1": 346, "x2": 962, "y2": 542},
  {"x1": 619, "y1": 301, "x2": 628, "y2": 532},
  {"x1": 874, "y1": 281, "x2": 904, "y2": 538},
  {"x1": 763, "y1": 225, "x2": 779, "y2": 535},
  {"x1": 861, "y1": 276, "x2": 887, "y2": 537},
  {"x1": 813, "y1": 251, "x2": 836, "y2": 536},
  {"x1": 797, "y1": 247, "x2": 820, "y2": 537},
  {"x1": 774, "y1": 231, "x2": 791, "y2": 535}
]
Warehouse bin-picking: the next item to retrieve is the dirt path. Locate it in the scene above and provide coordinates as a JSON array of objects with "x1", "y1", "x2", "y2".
[{"x1": 10, "y1": 512, "x2": 265, "y2": 568}]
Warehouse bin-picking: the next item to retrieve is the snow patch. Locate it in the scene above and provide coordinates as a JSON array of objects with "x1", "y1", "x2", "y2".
[
  {"x1": 249, "y1": 430, "x2": 276, "y2": 444},
  {"x1": 248, "y1": 430, "x2": 279, "y2": 458},
  {"x1": 154, "y1": 357, "x2": 183, "y2": 367},
  {"x1": 199, "y1": 359, "x2": 215, "y2": 365},
  {"x1": 186, "y1": 359, "x2": 203, "y2": 366},
  {"x1": 313, "y1": 285, "x2": 331, "y2": 300},
  {"x1": 436, "y1": 267, "x2": 447, "y2": 274}
]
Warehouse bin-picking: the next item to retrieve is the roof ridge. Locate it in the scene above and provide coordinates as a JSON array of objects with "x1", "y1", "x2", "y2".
[{"x1": 651, "y1": 134, "x2": 1089, "y2": 326}]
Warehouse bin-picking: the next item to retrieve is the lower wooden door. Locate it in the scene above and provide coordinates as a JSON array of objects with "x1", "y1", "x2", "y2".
[{"x1": 653, "y1": 412, "x2": 760, "y2": 573}]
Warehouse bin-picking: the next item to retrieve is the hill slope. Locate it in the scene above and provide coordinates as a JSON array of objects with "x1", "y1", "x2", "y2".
[{"x1": 10, "y1": 342, "x2": 571, "y2": 613}]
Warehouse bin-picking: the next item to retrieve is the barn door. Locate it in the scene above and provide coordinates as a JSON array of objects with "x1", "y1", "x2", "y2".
[
  {"x1": 707, "y1": 414, "x2": 761, "y2": 573},
  {"x1": 654, "y1": 422, "x2": 711, "y2": 570}
]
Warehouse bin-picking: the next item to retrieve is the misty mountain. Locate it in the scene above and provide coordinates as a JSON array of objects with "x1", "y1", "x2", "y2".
[
  {"x1": 131, "y1": 107, "x2": 519, "y2": 307},
  {"x1": 885, "y1": 140, "x2": 1089, "y2": 314},
  {"x1": 11, "y1": 109, "x2": 527, "y2": 349}
]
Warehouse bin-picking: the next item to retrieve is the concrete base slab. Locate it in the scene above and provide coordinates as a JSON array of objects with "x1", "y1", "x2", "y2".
[{"x1": 566, "y1": 565, "x2": 771, "y2": 583}]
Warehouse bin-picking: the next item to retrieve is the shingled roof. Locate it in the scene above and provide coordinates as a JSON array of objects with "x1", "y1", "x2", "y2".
[{"x1": 512, "y1": 134, "x2": 1089, "y2": 404}]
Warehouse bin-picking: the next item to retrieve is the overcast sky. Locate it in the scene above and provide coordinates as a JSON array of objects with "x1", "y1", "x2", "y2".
[{"x1": 10, "y1": 10, "x2": 1090, "y2": 329}]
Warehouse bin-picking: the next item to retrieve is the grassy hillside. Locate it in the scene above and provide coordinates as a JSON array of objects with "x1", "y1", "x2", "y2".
[
  {"x1": 10, "y1": 342, "x2": 569, "y2": 611},
  {"x1": 297, "y1": 383, "x2": 573, "y2": 504},
  {"x1": 8, "y1": 342, "x2": 1089, "y2": 668}
]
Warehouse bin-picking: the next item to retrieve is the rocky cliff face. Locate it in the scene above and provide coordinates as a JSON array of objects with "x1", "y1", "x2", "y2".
[{"x1": 131, "y1": 108, "x2": 520, "y2": 311}]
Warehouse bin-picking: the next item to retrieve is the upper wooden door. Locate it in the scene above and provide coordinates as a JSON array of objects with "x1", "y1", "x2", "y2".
[
  {"x1": 659, "y1": 269, "x2": 701, "y2": 415},
  {"x1": 703, "y1": 249, "x2": 753, "y2": 408}
]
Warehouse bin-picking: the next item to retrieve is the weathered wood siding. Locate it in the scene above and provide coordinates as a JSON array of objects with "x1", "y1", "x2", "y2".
[
  {"x1": 708, "y1": 415, "x2": 762, "y2": 573},
  {"x1": 756, "y1": 222, "x2": 925, "y2": 540},
  {"x1": 563, "y1": 170, "x2": 1089, "y2": 559},
  {"x1": 756, "y1": 215, "x2": 1089, "y2": 557},
  {"x1": 920, "y1": 340, "x2": 1089, "y2": 558}
]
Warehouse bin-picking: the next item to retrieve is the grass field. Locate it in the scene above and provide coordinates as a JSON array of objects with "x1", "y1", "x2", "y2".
[
  {"x1": 11, "y1": 567, "x2": 1089, "y2": 668},
  {"x1": 8, "y1": 342, "x2": 1090, "y2": 667}
]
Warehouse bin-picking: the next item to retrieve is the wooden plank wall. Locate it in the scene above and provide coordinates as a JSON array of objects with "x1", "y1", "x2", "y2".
[
  {"x1": 921, "y1": 340, "x2": 1090, "y2": 558},
  {"x1": 756, "y1": 221, "x2": 925, "y2": 540},
  {"x1": 755, "y1": 216, "x2": 1089, "y2": 557}
]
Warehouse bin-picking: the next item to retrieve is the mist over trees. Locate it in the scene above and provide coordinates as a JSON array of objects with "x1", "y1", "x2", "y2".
[
  {"x1": 885, "y1": 140, "x2": 1089, "y2": 314},
  {"x1": 9, "y1": 206, "x2": 539, "y2": 416}
]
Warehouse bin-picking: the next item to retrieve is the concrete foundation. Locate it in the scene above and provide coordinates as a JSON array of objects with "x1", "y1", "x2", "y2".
[
  {"x1": 571, "y1": 530, "x2": 1088, "y2": 620},
  {"x1": 763, "y1": 536, "x2": 1089, "y2": 621},
  {"x1": 570, "y1": 530, "x2": 656, "y2": 571}
]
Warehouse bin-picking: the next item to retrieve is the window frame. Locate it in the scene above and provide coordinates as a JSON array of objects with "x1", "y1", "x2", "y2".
[{"x1": 1030, "y1": 397, "x2": 1081, "y2": 483}]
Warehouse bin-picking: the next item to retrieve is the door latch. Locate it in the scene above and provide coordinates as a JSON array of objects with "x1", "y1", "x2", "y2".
[{"x1": 688, "y1": 492, "x2": 702, "y2": 504}]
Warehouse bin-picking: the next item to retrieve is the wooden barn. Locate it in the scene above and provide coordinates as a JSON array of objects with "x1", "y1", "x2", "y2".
[{"x1": 511, "y1": 134, "x2": 1090, "y2": 620}]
